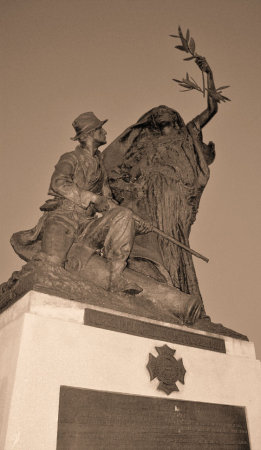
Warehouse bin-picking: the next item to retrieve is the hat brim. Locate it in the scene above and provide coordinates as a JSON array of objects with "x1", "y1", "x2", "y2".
[{"x1": 70, "y1": 119, "x2": 108, "y2": 141}]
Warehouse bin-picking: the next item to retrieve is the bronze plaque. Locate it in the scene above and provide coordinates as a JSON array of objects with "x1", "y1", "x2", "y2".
[
  {"x1": 56, "y1": 386, "x2": 250, "y2": 449},
  {"x1": 84, "y1": 308, "x2": 226, "y2": 353}
]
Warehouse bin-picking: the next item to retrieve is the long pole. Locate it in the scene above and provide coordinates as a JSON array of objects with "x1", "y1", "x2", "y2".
[{"x1": 133, "y1": 214, "x2": 209, "y2": 263}]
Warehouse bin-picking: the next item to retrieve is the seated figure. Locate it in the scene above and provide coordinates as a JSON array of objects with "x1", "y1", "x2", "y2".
[{"x1": 11, "y1": 112, "x2": 151, "y2": 295}]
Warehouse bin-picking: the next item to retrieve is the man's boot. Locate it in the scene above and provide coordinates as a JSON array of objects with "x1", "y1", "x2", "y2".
[{"x1": 109, "y1": 258, "x2": 143, "y2": 295}]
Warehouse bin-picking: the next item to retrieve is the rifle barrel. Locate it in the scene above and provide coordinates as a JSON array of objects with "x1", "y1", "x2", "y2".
[{"x1": 133, "y1": 214, "x2": 209, "y2": 263}]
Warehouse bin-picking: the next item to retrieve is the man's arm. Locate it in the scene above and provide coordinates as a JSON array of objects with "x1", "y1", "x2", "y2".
[
  {"x1": 191, "y1": 57, "x2": 218, "y2": 129},
  {"x1": 49, "y1": 153, "x2": 109, "y2": 211}
]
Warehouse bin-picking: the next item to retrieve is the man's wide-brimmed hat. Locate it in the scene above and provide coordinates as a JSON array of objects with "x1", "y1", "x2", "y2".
[{"x1": 71, "y1": 112, "x2": 108, "y2": 141}]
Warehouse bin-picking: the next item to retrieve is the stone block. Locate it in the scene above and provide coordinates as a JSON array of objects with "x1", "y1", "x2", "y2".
[{"x1": 0, "y1": 291, "x2": 260, "y2": 449}]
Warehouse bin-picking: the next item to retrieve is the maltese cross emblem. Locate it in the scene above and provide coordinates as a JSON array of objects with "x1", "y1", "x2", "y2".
[{"x1": 147, "y1": 344, "x2": 186, "y2": 395}]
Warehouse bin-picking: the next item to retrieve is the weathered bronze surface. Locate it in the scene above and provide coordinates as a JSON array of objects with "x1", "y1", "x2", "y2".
[
  {"x1": 84, "y1": 308, "x2": 229, "y2": 352},
  {"x1": 0, "y1": 261, "x2": 248, "y2": 340},
  {"x1": 5, "y1": 109, "x2": 205, "y2": 325},
  {"x1": 103, "y1": 94, "x2": 216, "y2": 307},
  {"x1": 10, "y1": 112, "x2": 146, "y2": 297},
  {"x1": 0, "y1": 30, "x2": 245, "y2": 334},
  {"x1": 56, "y1": 387, "x2": 250, "y2": 449},
  {"x1": 147, "y1": 345, "x2": 186, "y2": 394},
  {"x1": 102, "y1": 50, "x2": 225, "y2": 321}
]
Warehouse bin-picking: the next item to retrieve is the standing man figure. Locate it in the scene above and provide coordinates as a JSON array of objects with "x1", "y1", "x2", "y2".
[{"x1": 12, "y1": 112, "x2": 149, "y2": 294}]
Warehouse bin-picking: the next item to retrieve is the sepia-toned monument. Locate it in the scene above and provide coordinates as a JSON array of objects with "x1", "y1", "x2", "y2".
[{"x1": 0, "y1": 27, "x2": 260, "y2": 449}]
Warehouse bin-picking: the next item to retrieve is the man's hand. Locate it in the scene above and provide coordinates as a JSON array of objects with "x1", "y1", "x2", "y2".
[
  {"x1": 135, "y1": 218, "x2": 153, "y2": 234},
  {"x1": 94, "y1": 195, "x2": 110, "y2": 212},
  {"x1": 195, "y1": 56, "x2": 211, "y2": 74}
]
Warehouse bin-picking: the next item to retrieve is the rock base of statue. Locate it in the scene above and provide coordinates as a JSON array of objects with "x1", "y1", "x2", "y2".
[
  {"x1": 0, "y1": 260, "x2": 249, "y2": 340},
  {"x1": 1, "y1": 290, "x2": 260, "y2": 449}
]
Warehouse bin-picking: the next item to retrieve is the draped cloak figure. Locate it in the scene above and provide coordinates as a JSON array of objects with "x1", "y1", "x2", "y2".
[{"x1": 103, "y1": 105, "x2": 216, "y2": 304}]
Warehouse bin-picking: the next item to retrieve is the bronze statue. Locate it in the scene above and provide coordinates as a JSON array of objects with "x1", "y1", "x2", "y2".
[
  {"x1": 10, "y1": 112, "x2": 151, "y2": 295},
  {"x1": 103, "y1": 56, "x2": 218, "y2": 316},
  {"x1": 6, "y1": 109, "x2": 204, "y2": 325},
  {"x1": 1, "y1": 28, "x2": 237, "y2": 331}
]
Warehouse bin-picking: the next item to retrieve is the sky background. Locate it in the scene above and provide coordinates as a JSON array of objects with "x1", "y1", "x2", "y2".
[{"x1": 1, "y1": 0, "x2": 260, "y2": 358}]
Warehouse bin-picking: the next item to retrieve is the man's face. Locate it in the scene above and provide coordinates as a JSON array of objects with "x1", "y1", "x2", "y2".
[{"x1": 93, "y1": 126, "x2": 107, "y2": 146}]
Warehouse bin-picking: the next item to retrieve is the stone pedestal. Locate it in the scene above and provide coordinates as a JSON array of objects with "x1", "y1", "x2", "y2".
[{"x1": 0, "y1": 291, "x2": 260, "y2": 449}]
